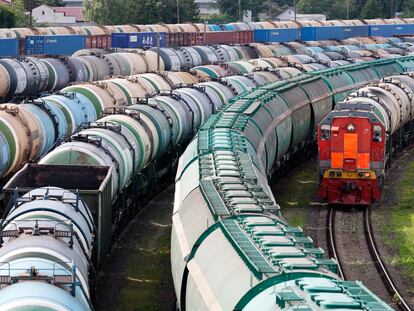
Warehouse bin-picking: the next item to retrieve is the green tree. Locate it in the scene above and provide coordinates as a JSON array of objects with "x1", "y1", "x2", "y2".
[
  {"x1": 84, "y1": 0, "x2": 108, "y2": 24},
  {"x1": 403, "y1": 0, "x2": 414, "y2": 17},
  {"x1": 360, "y1": 0, "x2": 383, "y2": 18},
  {"x1": 258, "y1": 0, "x2": 288, "y2": 20},
  {"x1": 214, "y1": 0, "x2": 252, "y2": 21},
  {"x1": 298, "y1": 0, "x2": 358, "y2": 19},
  {"x1": 204, "y1": 13, "x2": 234, "y2": 24},
  {"x1": 0, "y1": 5, "x2": 17, "y2": 28},
  {"x1": 85, "y1": 0, "x2": 199, "y2": 25},
  {"x1": 9, "y1": 0, "x2": 30, "y2": 26},
  {"x1": 162, "y1": 0, "x2": 199, "y2": 23},
  {"x1": 297, "y1": 0, "x2": 330, "y2": 14},
  {"x1": 330, "y1": 0, "x2": 358, "y2": 19},
  {"x1": 42, "y1": 0, "x2": 66, "y2": 6}
]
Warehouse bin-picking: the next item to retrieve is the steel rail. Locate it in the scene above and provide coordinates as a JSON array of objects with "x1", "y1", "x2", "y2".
[{"x1": 364, "y1": 207, "x2": 412, "y2": 311}]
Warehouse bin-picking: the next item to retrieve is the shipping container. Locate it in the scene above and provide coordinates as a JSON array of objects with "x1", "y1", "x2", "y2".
[
  {"x1": 239, "y1": 30, "x2": 253, "y2": 44},
  {"x1": 301, "y1": 26, "x2": 342, "y2": 41},
  {"x1": 167, "y1": 32, "x2": 183, "y2": 47},
  {"x1": 253, "y1": 29, "x2": 299, "y2": 43},
  {"x1": 394, "y1": 24, "x2": 414, "y2": 36},
  {"x1": 341, "y1": 25, "x2": 369, "y2": 39},
  {"x1": 85, "y1": 34, "x2": 111, "y2": 49},
  {"x1": 111, "y1": 32, "x2": 166, "y2": 48},
  {"x1": 0, "y1": 38, "x2": 20, "y2": 57},
  {"x1": 369, "y1": 24, "x2": 395, "y2": 37},
  {"x1": 25, "y1": 35, "x2": 86, "y2": 55},
  {"x1": 165, "y1": 32, "x2": 204, "y2": 47},
  {"x1": 205, "y1": 30, "x2": 253, "y2": 45},
  {"x1": 2, "y1": 164, "x2": 113, "y2": 266}
]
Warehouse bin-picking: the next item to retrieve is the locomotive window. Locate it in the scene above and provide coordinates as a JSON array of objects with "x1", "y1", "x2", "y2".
[
  {"x1": 321, "y1": 125, "x2": 330, "y2": 140},
  {"x1": 373, "y1": 125, "x2": 382, "y2": 143}
]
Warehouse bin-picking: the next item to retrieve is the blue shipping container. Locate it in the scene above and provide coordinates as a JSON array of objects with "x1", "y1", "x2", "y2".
[
  {"x1": 369, "y1": 24, "x2": 395, "y2": 37},
  {"x1": 301, "y1": 26, "x2": 342, "y2": 41},
  {"x1": 341, "y1": 25, "x2": 369, "y2": 39},
  {"x1": 111, "y1": 32, "x2": 166, "y2": 48},
  {"x1": 394, "y1": 24, "x2": 414, "y2": 36},
  {"x1": 25, "y1": 35, "x2": 85, "y2": 55},
  {"x1": 253, "y1": 28, "x2": 299, "y2": 43},
  {"x1": 0, "y1": 38, "x2": 19, "y2": 57}
]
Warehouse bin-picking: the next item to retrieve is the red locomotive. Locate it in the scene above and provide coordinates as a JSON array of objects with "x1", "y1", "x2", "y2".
[
  {"x1": 317, "y1": 103, "x2": 385, "y2": 204},
  {"x1": 317, "y1": 75, "x2": 414, "y2": 205}
]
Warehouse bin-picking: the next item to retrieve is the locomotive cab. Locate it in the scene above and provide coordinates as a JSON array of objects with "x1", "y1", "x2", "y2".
[{"x1": 318, "y1": 103, "x2": 386, "y2": 205}]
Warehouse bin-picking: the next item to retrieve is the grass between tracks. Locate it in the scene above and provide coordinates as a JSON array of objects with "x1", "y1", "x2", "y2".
[
  {"x1": 271, "y1": 159, "x2": 319, "y2": 228},
  {"x1": 381, "y1": 160, "x2": 414, "y2": 286},
  {"x1": 116, "y1": 190, "x2": 175, "y2": 311}
]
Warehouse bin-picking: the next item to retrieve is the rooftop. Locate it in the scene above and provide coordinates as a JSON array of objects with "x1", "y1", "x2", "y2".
[{"x1": 53, "y1": 6, "x2": 84, "y2": 22}]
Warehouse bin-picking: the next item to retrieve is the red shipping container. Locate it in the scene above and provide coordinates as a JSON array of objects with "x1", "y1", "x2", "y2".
[
  {"x1": 86, "y1": 35, "x2": 111, "y2": 49},
  {"x1": 203, "y1": 31, "x2": 253, "y2": 45},
  {"x1": 162, "y1": 30, "x2": 253, "y2": 47}
]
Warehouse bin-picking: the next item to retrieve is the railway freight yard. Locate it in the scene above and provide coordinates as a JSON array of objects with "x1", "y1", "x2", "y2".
[{"x1": 1, "y1": 0, "x2": 414, "y2": 310}]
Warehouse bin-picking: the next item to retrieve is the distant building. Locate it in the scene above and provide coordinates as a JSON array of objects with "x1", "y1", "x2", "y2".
[
  {"x1": 32, "y1": 4, "x2": 85, "y2": 25},
  {"x1": 195, "y1": 0, "x2": 219, "y2": 16},
  {"x1": 276, "y1": 8, "x2": 326, "y2": 21}
]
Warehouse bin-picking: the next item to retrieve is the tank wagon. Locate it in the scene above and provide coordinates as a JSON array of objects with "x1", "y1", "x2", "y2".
[
  {"x1": 170, "y1": 58, "x2": 414, "y2": 310},
  {"x1": 37, "y1": 66, "x2": 307, "y2": 195},
  {"x1": 2, "y1": 47, "x2": 405, "y2": 181},
  {"x1": 0, "y1": 163, "x2": 116, "y2": 310},
  {"x1": 0, "y1": 59, "x2": 303, "y2": 181},
  {"x1": 0, "y1": 57, "x2": 412, "y2": 311},
  {"x1": 318, "y1": 73, "x2": 414, "y2": 204},
  {"x1": 1, "y1": 38, "x2": 411, "y2": 101},
  {"x1": 0, "y1": 50, "x2": 163, "y2": 100},
  {"x1": 0, "y1": 186, "x2": 95, "y2": 310}
]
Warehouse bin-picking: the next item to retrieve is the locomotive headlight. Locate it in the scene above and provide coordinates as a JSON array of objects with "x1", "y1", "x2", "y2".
[
  {"x1": 364, "y1": 172, "x2": 371, "y2": 177},
  {"x1": 347, "y1": 123, "x2": 355, "y2": 131}
]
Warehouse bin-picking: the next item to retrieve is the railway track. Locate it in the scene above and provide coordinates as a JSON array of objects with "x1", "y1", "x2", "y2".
[{"x1": 327, "y1": 206, "x2": 411, "y2": 310}]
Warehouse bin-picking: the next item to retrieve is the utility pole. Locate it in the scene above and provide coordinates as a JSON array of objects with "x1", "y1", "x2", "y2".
[
  {"x1": 177, "y1": 0, "x2": 180, "y2": 23},
  {"x1": 29, "y1": 0, "x2": 33, "y2": 27},
  {"x1": 293, "y1": 0, "x2": 297, "y2": 22},
  {"x1": 239, "y1": 0, "x2": 241, "y2": 22},
  {"x1": 105, "y1": 0, "x2": 109, "y2": 25},
  {"x1": 346, "y1": 0, "x2": 349, "y2": 19}
]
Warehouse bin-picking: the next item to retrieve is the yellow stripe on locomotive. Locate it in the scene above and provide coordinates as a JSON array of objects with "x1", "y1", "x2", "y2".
[{"x1": 323, "y1": 169, "x2": 377, "y2": 180}]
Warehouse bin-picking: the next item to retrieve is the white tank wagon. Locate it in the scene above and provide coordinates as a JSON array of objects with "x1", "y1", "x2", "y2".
[
  {"x1": 1, "y1": 53, "x2": 306, "y2": 181},
  {"x1": 0, "y1": 187, "x2": 94, "y2": 310},
  {"x1": 169, "y1": 59, "x2": 413, "y2": 310}
]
